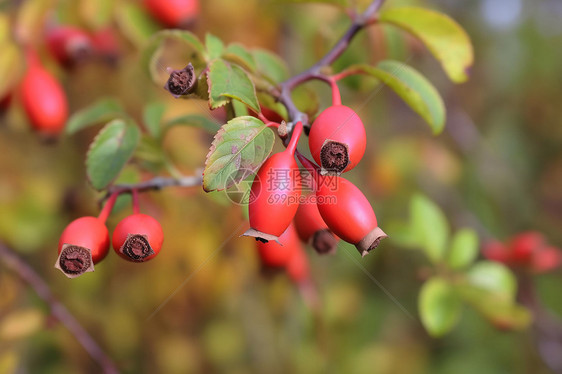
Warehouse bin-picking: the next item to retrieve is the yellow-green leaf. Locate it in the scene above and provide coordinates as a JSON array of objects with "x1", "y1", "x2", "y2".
[
  {"x1": 342, "y1": 61, "x2": 445, "y2": 133},
  {"x1": 419, "y1": 277, "x2": 462, "y2": 337},
  {"x1": 379, "y1": 7, "x2": 474, "y2": 83},
  {"x1": 207, "y1": 59, "x2": 260, "y2": 112},
  {"x1": 410, "y1": 194, "x2": 449, "y2": 263},
  {"x1": 140, "y1": 29, "x2": 206, "y2": 85},
  {"x1": 447, "y1": 228, "x2": 479, "y2": 269},
  {"x1": 86, "y1": 119, "x2": 140, "y2": 190}
]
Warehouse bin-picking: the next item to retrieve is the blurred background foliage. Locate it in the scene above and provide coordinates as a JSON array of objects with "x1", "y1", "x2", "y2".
[{"x1": 1, "y1": 0, "x2": 561, "y2": 373}]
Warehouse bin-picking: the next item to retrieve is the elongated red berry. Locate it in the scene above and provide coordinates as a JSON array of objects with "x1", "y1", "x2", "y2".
[
  {"x1": 55, "y1": 217, "x2": 110, "y2": 278},
  {"x1": 482, "y1": 240, "x2": 511, "y2": 263},
  {"x1": 46, "y1": 26, "x2": 92, "y2": 67},
  {"x1": 509, "y1": 231, "x2": 545, "y2": 264},
  {"x1": 294, "y1": 199, "x2": 338, "y2": 254},
  {"x1": 20, "y1": 50, "x2": 68, "y2": 136},
  {"x1": 144, "y1": 0, "x2": 199, "y2": 28},
  {"x1": 91, "y1": 27, "x2": 120, "y2": 64},
  {"x1": 287, "y1": 245, "x2": 310, "y2": 284},
  {"x1": 308, "y1": 105, "x2": 366, "y2": 174},
  {"x1": 316, "y1": 176, "x2": 386, "y2": 256},
  {"x1": 532, "y1": 246, "x2": 562, "y2": 273},
  {"x1": 244, "y1": 122, "x2": 303, "y2": 243},
  {"x1": 112, "y1": 213, "x2": 164, "y2": 262},
  {"x1": 256, "y1": 223, "x2": 300, "y2": 268}
]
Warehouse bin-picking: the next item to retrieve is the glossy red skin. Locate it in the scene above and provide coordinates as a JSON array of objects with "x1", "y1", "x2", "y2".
[
  {"x1": 257, "y1": 223, "x2": 300, "y2": 267},
  {"x1": 308, "y1": 105, "x2": 366, "y2": 172},
  {"x1": 20, "y1": 60, "x2": 68, "y2": 136},
  {"x1": 144, "y1": 0, "x2": 199, "y2": 28},
  {"x1": 248, "y1": 151, "x2": 301, "y2": 237},
  {"x1": 509, "y1": 231, "x2": 544, "y2": 264},
  {"x1": 294, "y1": 200, "x2": 328, "y2": 242},
  {"x1": 316, "y1": 176, "x2": 377, "y2": 244},
  {"x1": 58, "y1": 216, "x2": 110, "y2": 263},
  {"x1": 287, "y1": 245, "x2": 310, "y2": 283},
  {"x1": 532, "y1": 247, "x2": 562, "y2": 273},
  {"x1": 112, "y1": 213, "x2": 164, "y2": 261},
  {"x1": 46, "y1": 26, "x2": 92, "y2": 66}
]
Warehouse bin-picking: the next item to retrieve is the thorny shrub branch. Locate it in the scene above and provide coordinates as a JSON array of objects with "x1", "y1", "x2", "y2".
[{"x1": 275, "y1": 0, "x2": 386, "y2": 131}]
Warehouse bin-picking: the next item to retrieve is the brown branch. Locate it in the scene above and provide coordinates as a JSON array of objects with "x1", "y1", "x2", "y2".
[
  {"x1": 0, "y1": 242, "x2": 119, "y2": 374},
  {"x1": 276, "y1": 0, "x2": 386, "y2": 129},
  {"x1": 100, "y1": 173, "x2": 203, "y2": 203}
]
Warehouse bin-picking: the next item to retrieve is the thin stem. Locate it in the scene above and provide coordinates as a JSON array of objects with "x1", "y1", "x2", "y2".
[
  {"x1": 97, "y1": 192, "x2": 118, "y2": 223},
  {"x1": 0, "y1": 243, "x2": 119, "y2": 374},
  {"x1": 286, "y1": 121, "x2": 303, "y2": 155},
  {"x1": 257, "y1": 111, "x2": 270, "y2": 123},
  {"x1": 329, "y1": 77, "x2": 342, "y2": 106},
  {"x1": 132, "y1": 189, "x2": 140, "y2": 214}
]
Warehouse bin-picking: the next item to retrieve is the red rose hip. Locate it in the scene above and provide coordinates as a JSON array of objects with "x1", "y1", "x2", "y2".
[
  {"x1": 244, "y1": 122, "x2": 303, "y2": 243},
  {"x1": 256, "y1": 223, "x2": 300, "y2": 268},
  {"x1": 144, "y1": 0, "x2": 199, "y2": 28},
  {"x1": 46, "y1": 26, "x2": 92, "y2": 67},
  {"x1": 112, "y1": 213, "x2": 164, "y2": 262},
  {"x1": 308, "y1": 105, "x2": 366, "y2": 174},
  {"x1": 316, "y1": 176, "x2": 386, "y2": 257},
  {"x1": 20, "y1": 50, "x2": 69, "y2": 136},
  {"x1": 294, "y1": 199, "x2": 338, "y2": 254},
  {"x1": 55, "y1": 216, "x2": 110, "y2": 278}
]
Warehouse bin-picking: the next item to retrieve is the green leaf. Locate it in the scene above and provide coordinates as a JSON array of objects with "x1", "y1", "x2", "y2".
[
  {"x1": 115, "y1": 2, "x2": 160, "y2": 48},
  {"x1": 343, "y1": 61, "x2": 445, "y2": 133},
  {"x1": 206, "y1": 33, "x2": 225, "y2": 60},
  {"x1": 143, "y1": 102, "x2": 166, "y2": 138},
  {"x1": 203, "y1": 116, "x2": 275, "y2": 192},
  {"x1": 457, "y1": 282, "x2": 531, "y2": 330},
  {"x1": 419, "y1": 277, "x2": 462, "y2": 337},
  {"x1": 140, "y1": 30, "x2": 206, "y2": 84},
  {"x1": 252, "y1": 49, "x2": 290, "y2": 84},
  {"x1": 410, "y1": 194, "x2": 449, "y2": 263},
  {"x1": 207, "y1": 59, "x2": 260, "y2": 112},
  {"x1": 164, "y1": 114, "x2": 221, "y2": 134},
  {"x1": 447, "y1": 229, "x2": 479, "y2": 269},
  {"x1": 66, "y1": 98, "x2": 124, "y2": 135},
  {"x1": 379, "y1": 7, "x2": 474, "y2": 83},
  {"x1": 223, "y1": 43, "x2": 257, "y2": 72},
  {"x1": 86, "y1": 119, "x2": 140, "y2": 190},
  {"x1": 466, "y1": 261, "x2": 516, "y2": 303}
]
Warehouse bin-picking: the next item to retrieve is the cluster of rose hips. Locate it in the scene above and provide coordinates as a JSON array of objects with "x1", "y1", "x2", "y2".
[
  {"x1": 245, "y1": 81, "x2": 387, "y2": 275},
  {"x1": 3, "y1": 0, "x2": 200, "y2": 136},
  {"x1": 1, "y1": 24, "x2": 120, "y2": 137},
  {"x1": 55, "y1": 191, "x2": 163, "y2": 278},
  {"x1": 483, "y1": 231, "x2": 561, "y2": 273}
]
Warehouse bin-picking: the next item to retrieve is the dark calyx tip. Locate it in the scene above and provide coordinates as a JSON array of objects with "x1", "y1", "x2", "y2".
[
  {"x1": 165, "y1": 63, "x2": 196, "y2": 97},
  {"x1": 55, "y1": 245, "x2": 94, "y2": 278},
  {"x1": 320, "y1": 141, "x2": 349, "y2": 174},
  {"x1": 312, "y1": 229, "x2": 338, "y2": 255},
  {"x1": 241, "y1": 228, "x2": 281, "y2": 245},
  {"x1": 356, "y1": 227, "x2": 388, "y2": 258},
  {"x1": 121, "y1": 234, "x2": 154, "y2": 262}
]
